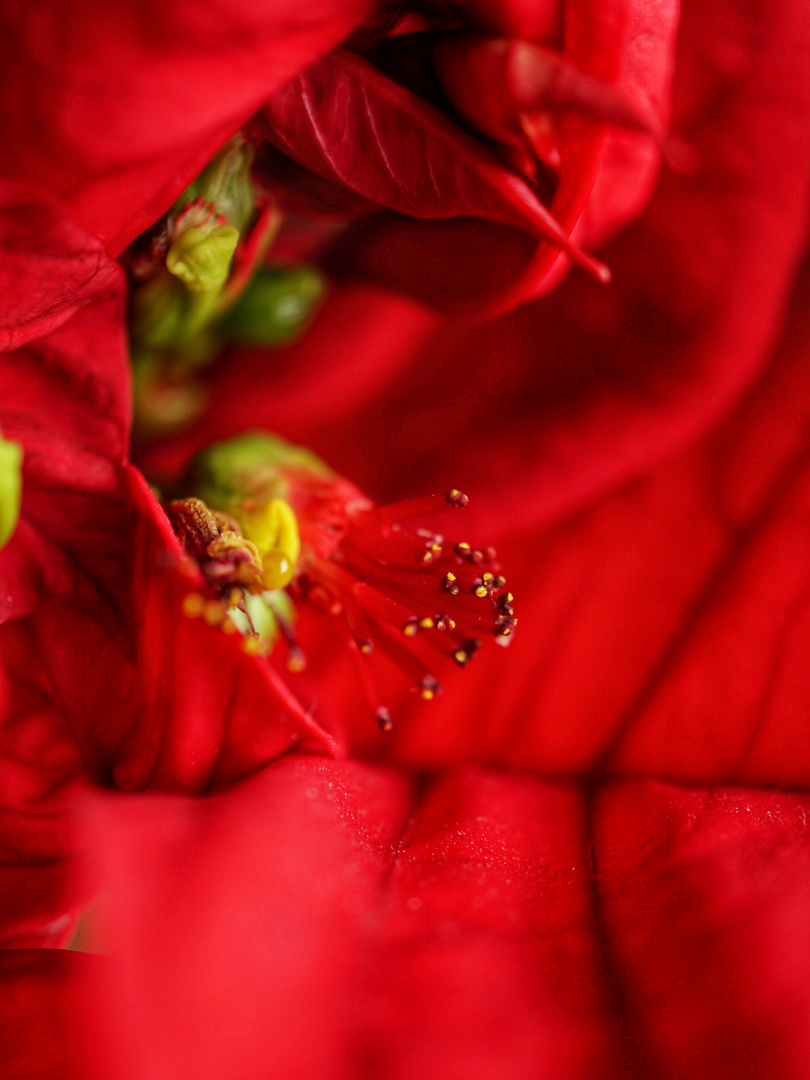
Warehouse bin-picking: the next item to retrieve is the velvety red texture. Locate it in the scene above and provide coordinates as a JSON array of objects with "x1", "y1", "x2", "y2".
[
  {"x1": 48, "y1": 760, "x2": 810, "y2": 1080},
  {"x1": 0, "y1": 0, "x2": 375, "y2": 253},
  {"x1": 0, "y1": 645, "x2": 83, "y2": 947},
  {"x1": 1, "y1": 949, "x2": 105, "y2": 1080}
]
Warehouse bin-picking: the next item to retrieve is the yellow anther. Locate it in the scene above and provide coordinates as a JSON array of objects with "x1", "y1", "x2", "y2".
[
  {"x1": 181, "y1": 592, "x2": 205, "y2": 618},
  {"x1": 419, "y1": 616, "x2": 435, "y2": 630},
  {"x1": 203, "y1": 599, "x2": 225, "y2": 626},
  {"x1": 237, "y1": 498, "x2": 301, "y2": 589},
  {"x1": 166, "y1": 224, "x2": 239, "y2": 294},
  {"x1": 474, "y1": 585, "x2": 488, "y2": 598},
  {"x1": 420, "y1": 688, "x2": 435, "y2": 701}
]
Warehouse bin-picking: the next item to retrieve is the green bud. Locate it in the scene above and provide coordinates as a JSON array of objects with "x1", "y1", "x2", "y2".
[
  {"x1": 192, "y1": 432, "x2": 334, "y2": 511},
  {"x1": 166, "y1": 225, "x2": 239, "y2": 295},
  {"x1": 170, "y1": 137, "x2": 256, "y2": 236},
  {"x1": 220, "y1": 266, "x2": 326, "y2": 346},
  {"x1": 0, "y1": 431, "x2": 22, "y2": 549}
]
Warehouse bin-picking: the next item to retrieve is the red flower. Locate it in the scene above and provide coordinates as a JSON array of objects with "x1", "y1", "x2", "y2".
[{"x1": 3, "y1": 0, "x2": 810, "y2": 1077}]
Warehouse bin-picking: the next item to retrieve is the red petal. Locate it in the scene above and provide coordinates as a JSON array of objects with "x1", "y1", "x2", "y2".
[
  {"x1": 323, "y1": 0, "x2": 677, "y2": 312},
  {"x1": 0, "y1": 0, "x2": 375, "y2": 252},
  {"x1": 19, "y1": 467, "x2": 338, "y2": 794},
  {"x1": 0, "y1": 194, "x2": 128, "y2": 623},
  {"x1": 259, "y1": 48, "x2": 609, "y2": 281},
  {"x1": 593, "y1": 780, "x2": 810, "y2": 1077},
  {"x1": 0, "y1": 189, "x2": 120, "y2": 351},
  {"x1": 390, "y1": 261, "x2": 810, "y2": 786},
  {"x1": 66, "y1": 764, "x2": 810, "y2": 1078},
  {"x1": 0, "y1": 949, "x2": 102, "y2": 1080},
  {"x1": 0, "y1": 642, "x2": 83, "y2": 945},
  {"x1": 73, "y1": 763, "x2": 616, "y2": 1077}
]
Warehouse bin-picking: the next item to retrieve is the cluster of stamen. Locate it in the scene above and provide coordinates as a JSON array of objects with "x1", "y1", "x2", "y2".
[
  {"x1": 171, "y1": 480, "x2": 516, "y2": 732},
  {"x1": 296, "y1": 488, "x2": 516, "y2": 731}
]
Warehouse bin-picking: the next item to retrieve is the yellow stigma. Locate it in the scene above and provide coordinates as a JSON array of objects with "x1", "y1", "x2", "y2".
[
  {"x1": 166, "y1": 224, "x2": 239, "y2": 294},
  {"x1": 237, "y1": 498, "x2": 301, "y2": 589}
]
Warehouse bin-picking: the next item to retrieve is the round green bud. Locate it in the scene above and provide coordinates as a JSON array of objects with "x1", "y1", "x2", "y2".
[{"x1": 220, "y1": 266, "x2": 326, "y2": 346}]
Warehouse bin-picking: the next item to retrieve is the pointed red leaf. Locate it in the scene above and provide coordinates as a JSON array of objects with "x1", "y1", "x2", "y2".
[{"x1": 259, "y1": 48, "x2": 609, "y2": 281}]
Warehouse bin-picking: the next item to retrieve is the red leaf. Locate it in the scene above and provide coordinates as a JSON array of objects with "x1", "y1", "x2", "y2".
[
  {"x1": 0, "y1": 194, "x2": 129, "y2": 624},
  {"x1": 73, "y1": 762, "x2": 616, "y2": 1078},
  {"x1": 0, "y1": 191, "x2": 119, "y2": 352},
  {"x1": 0, "y1": 949, "x2": 102, "y2": 1080},
  {"x1": 67, "y1": 763, "x2": 810, "y2": 1079},
  {"x1": 0, "y1": 0, "x2": 375, "y2": 252},
  {"x1": 259, "y1": 48, "x2": 609, "y2": 281},
  {"x1": 0, "y1": 639, "x2": 83, "y2": 946},
  {"x1": 593, "y1": 780, "x2": 810, "y2": 1078},
  {"x1": 319, "y1": 0, "x2": 679, "y2": 312}
]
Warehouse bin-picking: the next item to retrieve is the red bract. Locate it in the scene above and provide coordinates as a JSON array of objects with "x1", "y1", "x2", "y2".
[
  {"x1": 19, "y1": 759, "x2": 810, "y2": 1079},
  {"x1": 0, "y1": 0, "x2": 376, "y2": 254},
  {"x1": 4, "y1": 0, "x2": 810, "y2": 1077},
  {"x1": 256, "y1": 0, "x2": 678, "y2": 313},
  {"x1": 0, "y1": 0, "x2": 680, "y2": 314},
  {"x1": 0, "y1": 191, "x2": 337, "y2": 814}
]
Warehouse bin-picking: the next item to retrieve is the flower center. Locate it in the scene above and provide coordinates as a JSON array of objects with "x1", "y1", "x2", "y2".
[{"x1": 168, "y1": 432, "x2": 516, "y2": 730}]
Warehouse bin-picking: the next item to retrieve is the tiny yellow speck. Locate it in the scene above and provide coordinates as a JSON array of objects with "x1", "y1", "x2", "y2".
[
  {"x1": 420, "y1": 688, "x2": 435, "y2": 701},
  {"x1": 203, "y1": 600, "x2": 225, "y2": 626},
  {"x1": 419, "y1": 616, "x2": 434, "y2": 629},
  {"x1": 181, "y1": 593, "x2": 205, "y2": 618},
  {"x1": 242, "y1": 636, "x2": 263, "y2": 655}
]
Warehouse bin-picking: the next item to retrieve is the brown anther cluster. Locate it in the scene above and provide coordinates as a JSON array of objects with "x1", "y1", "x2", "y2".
[
  {"x1": 446, "y1": 489, "x2": 470, "y2": 508},
  {"x1": 168, "y1": 497, "x2": 264, "y2": 599},
  {"x1": 496, "y1": 592, "x2": 517, "y2": 641}
]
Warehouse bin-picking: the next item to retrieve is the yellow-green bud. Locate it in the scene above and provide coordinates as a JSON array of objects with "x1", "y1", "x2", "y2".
[
  {"x1": 0, "y1": 431, "x2": 22, "y2": 549},
  {"x1": 166, "y1": 225, "x2": 239, "y2": 295}
]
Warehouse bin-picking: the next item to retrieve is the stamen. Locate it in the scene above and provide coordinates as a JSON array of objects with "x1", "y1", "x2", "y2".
[
  {"x1": 367, "y1": 621, "x2": 443, "y2": 700},
  {"x1": 347, "y1": 636, "x2": 393, "y2": 731},
  {"x1": 443, "y1": 571, "x2": 460, "y2": 595},
  {"x1": 374, "y1": 490, "x2": 470, "y2": 526},
  {"x1": 173, "y1": 432, "x2": 515, "y2": 733},
  {"x1": 453, "y1": 639, "x2": 481, "y2": 667}
]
